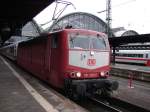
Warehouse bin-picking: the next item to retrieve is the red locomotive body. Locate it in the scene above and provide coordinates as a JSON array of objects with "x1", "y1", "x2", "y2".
[{"x1": 16, "y1": 29, "x2": 118, "y2": 97}]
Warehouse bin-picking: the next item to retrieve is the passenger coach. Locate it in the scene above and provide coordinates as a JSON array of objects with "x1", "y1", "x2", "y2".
[{"x1": 115, "y1": 50, "x2": 150, "y2": 66}]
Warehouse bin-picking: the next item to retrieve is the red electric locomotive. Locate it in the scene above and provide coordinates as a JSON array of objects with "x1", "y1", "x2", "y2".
[{"x1": 5, "y1": 29, "x2": 119, "y2": 98}]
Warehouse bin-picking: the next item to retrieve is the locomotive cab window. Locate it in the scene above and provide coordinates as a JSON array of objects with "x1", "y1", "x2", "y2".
[
  {"x1": 69, "y1": 34, "x2": 90, "y2": 49},
  {"x1": 91, "y1": 36, "x2": 106, "y2": 49},
  {"x1": 51, "y1": 34, "x2": 58, "y2": 48},
  {"x1": 68, "y1": 33, "x2": 106, "y2": 50}
]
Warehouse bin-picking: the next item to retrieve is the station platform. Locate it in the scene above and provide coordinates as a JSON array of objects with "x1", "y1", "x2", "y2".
[
  {"x1": 112, "y1": 63, "x2": 150, "y2": 73},
  {"x1": 111, "y1": 63, "x2": 150, "y2": 82},
  {"x1": 111, "y1": 76, "x2": 150, "y2": 111},
  {"x1": 0, "y1": 56, "x2": 88, "y2": 112}
]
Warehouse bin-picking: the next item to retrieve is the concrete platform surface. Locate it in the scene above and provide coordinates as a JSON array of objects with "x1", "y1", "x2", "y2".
[{"x1": 111, "y1": 76, "x2": 150, "y2": 111}]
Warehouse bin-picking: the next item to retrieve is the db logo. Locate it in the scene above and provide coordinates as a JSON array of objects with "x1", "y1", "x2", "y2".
[{"x1": 87, "y1": 59, "x2": 96, "y2": 66}]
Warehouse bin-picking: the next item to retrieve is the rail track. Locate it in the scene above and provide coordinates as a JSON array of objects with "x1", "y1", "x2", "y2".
[
  {"x1": 108, "y1": 97, "x2": 149, "y2": 112},
  {"x1": 86, "y1": 96, "x2": 150, "y2": 112},
  {"x1": 89, "y1": 97, "x2": 122, "y2": 112}
]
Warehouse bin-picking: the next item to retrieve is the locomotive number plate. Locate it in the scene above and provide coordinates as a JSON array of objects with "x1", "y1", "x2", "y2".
[{"x1": 87, "y1": 59, "x2": 96, "y2": 66}]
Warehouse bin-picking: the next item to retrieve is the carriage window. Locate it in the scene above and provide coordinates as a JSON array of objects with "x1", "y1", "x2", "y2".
[
  {"x1": 52, "y1": 35, "x2": 58, "y2": 48},
  {"x1": 116, "y1": 53, "x2": 144, "y2": 58},
  {"x1": 146, "y1": 54, "x2": 148, "y2": 58}
]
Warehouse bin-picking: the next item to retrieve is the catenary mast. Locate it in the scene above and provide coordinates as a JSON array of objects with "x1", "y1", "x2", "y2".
[{"x1": 106, "y1": 0, "x2": 112, "y2": 38}]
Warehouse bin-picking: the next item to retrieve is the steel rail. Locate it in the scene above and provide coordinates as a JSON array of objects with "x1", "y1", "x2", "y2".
[{"x1": 90, "y1": 97, "x2": 122, "y2": 112}]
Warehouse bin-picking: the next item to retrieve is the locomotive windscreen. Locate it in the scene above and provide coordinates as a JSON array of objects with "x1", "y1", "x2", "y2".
[{"x1": 68, "y1": 33, "x2": 107, "y2": 50}]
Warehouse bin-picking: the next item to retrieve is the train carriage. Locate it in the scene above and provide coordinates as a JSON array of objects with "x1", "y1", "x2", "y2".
[
  {"x1": 114, "y1": 50, "x2": 150, "y2": 66},
  {"x1": 0, "y1": 43, "x2": 18, "y2": 60}
]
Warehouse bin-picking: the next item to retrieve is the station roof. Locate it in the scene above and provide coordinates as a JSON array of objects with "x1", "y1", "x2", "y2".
[
  {"x1": 47, "y1": 12, "x2": 114, "y2": 37},
  {"x1": 109, "y1": 33, "x2": 150, "y2": 47},
  {"x1": 0, "y1": 0, "x2": 54, "y2": 42},
  {"x1": 114, "y1": 30, "x2": 139, "y2": 37}
]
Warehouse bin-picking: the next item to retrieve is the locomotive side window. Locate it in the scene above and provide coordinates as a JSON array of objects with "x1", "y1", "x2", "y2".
[{"x1": 52, "y1": 34, "x2": 58, "y2": 48}]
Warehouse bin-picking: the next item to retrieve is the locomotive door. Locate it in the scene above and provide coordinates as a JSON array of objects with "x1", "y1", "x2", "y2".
[
  {"x1": 45, "y1": 37, "x2": 51, "y2": 81},
  {"x1": 49, "y1": 33, "x2": 61, "y2": 87}
]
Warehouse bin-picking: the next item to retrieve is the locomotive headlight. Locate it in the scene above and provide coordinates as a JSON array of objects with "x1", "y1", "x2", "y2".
[
  {"x1": 76, "y1": 72, "x2": 81, "y2": 77},
  {"x1": 100, "y1": 71, "x2": 105, "y2": 77}
]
